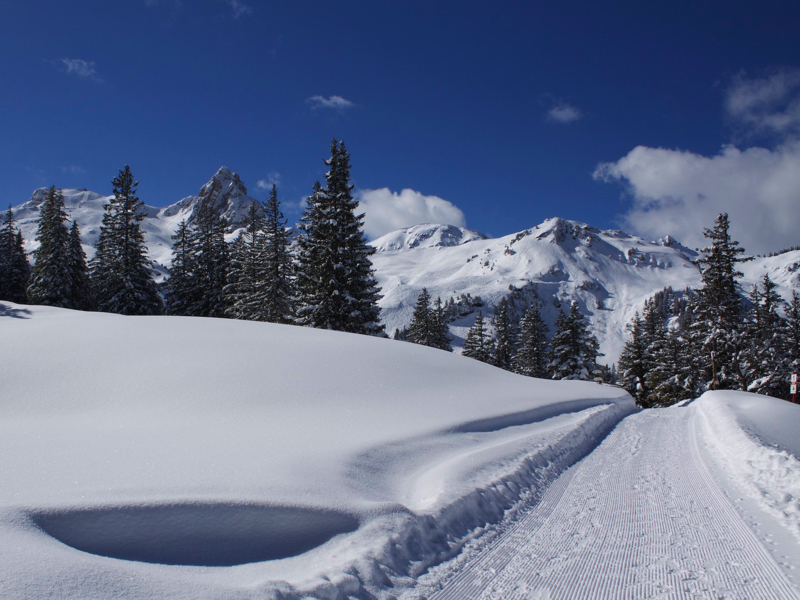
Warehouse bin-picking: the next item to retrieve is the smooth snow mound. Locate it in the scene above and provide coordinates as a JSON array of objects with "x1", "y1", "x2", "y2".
[{"x1": 0, "y1": 302, "x2": 632, "y2": 599}]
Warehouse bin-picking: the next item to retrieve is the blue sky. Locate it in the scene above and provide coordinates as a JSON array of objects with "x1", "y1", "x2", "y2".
[{"x1": 2, "y1": 0, "x2": 799, "y2": 252}]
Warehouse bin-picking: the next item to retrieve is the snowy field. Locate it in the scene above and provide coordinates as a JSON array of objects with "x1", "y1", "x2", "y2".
[{"x1": 0, "y1": 303, "x2": 631, "y2": 599}]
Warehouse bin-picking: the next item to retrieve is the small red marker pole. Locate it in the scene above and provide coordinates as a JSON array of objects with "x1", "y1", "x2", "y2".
[{"x1": 792, "y1": 372, "x2": 797, "y2": 404}]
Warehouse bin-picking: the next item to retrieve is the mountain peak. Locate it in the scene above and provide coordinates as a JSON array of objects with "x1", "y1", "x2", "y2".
[{"x1": 370, "y1": 223, "x2": 489, "y2": 252}]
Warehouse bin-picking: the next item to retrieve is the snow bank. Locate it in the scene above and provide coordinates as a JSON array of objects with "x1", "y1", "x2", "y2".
[
  {"x1": 0, "y1": 302, "x2": 632, "y2": 599},
  {"x1": 694, "y1": 391, "x2": 800, "y2": 541}
]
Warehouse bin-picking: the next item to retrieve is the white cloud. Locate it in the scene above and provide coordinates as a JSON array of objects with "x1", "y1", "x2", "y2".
[
  {"x1": 60, "y1": 165, "x2": 86, "y2": 175},
  {"x1": 357, "y1": 188, "x2": 466, "y2": 239},
  {"x1": 256, "y1": 171, "x2": 281, "y2": 190},
  {"x1": 726, "y1": 69, "x2": 800, "y2": 138},
  {"x1": 594, "y1": 142, "x2": 800, "y2": 254},
  {"x1": 226, "y1": 0, "x2": 252, "y2": 19},
  {"x1": 306, "y1": 95, "x2": 355, "y2": 111},
  {"x1": 60, "y1": 58, "x2": 101, "y2": 82},
  {"x1": 547, "y1": 103, "x2": 582, "y2": 124}
]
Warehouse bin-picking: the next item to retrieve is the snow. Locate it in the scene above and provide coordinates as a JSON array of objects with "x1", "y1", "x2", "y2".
[{"x1": 0, "y1": 302, "x2": 632, "y2": 599}]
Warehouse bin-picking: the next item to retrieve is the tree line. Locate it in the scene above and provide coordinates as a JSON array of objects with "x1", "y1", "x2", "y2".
[
  {"x1": 618, "y1": 213, "x2": 800, "y2": 406},
  {"x1": 405, "y1": 285, "x2": 604, "y2": 382},
  {"x1": 0, "y1": 140, "x2": 384, "y2": 337}
]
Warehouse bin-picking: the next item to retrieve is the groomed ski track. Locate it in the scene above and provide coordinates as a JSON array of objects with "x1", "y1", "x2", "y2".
[{"x1": 424, "y1": 406, "x2": 800, "y2": 600}]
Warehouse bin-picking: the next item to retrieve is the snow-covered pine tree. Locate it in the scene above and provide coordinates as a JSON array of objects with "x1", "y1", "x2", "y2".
[
  {"x1": 27, "y1": 186, "x2": 72, "y2": 307},
  {"x1": 431, "y1": 296, "x2": 453, "y2": 351},
  {"x1": 65, "y1": 221, "x2": 94, "y2": 311},
  {"x1": 295, "y1": 140, "x2": 383, "y2": 335},
  {"x1": 165, "y1": 220, "x2": 197, "y2": 315},
  {"x1": 617, "y1": 312, "x2": 651, "y2": 406},
  {"x1": 0, "y1": 206, "x2": 31, "y2": 304},
  {"x1": 513, "y1": 302, "x2": 549, "y2": 378},
  {"x1": 462, "y1": 310, "x2": 494, "y2": 364},
  {"x1": 548, "y1": 301, "x2": 601, "y2": 381},
  {"x1": 259, "y1": 184, "x2": 294, "y2": 323},
  {"x1": 408, "y1": 288, "x2": 434, "y2": 346},
  {"x1": 185, "y1": 202, "x2": 229, "y2": 318},
  {"x1": 688, "y1": 213, "x2": 751, "y2": 392},
  {"x1": 788, "y1": 291, "x2": 800, "y2": 373},
  {"x1": 91, "y1": 166, "x2": 163, "y2": 315},
  {"x1": 645, "y1": 327, "x2": 695, "y2": 406},
  {"x1": 492, "y1": 298, "x2": 516, "y2": 371},
  {"x1": 743, "y1": 274, "x2": 788, "y2": 398},
  {"x1": 224, "y1": 201, "x2": 265, "y2": 320}
]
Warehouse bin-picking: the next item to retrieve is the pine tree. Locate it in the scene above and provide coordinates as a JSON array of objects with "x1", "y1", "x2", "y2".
[
  {"x1": 492, "y1": 298, "x2": 516, "y2": 371},
  {"x1": 0, "y1": 206, "x2": 31, "y2": 304},
  {"x1": 259, "y1": 184, "x2": 294, "y2": 323},
  {"x1": 462, "y1": 310, "x2": 494, "y2": 364},
  {"x1": 185, "y1": 203, "x2": 229, "y2": 318},
  {"x1": 27, "y1": 186, "x2": 72, "y2": 307},
  {"x1": 787, "y1": 291, "x2": 800, "y2": 372},
  {"x1": 743, "y1": 274, "x2": 788, "y2": 397},
  {"x1": 165, "y1": 220, "x2": 196, "y2": 315},
  {"x1": 91, "y1": 166, "x2": 163, "y2": 315},
  {"x1": 513, "y1": 303, "x2": 549, "y2": 378},
  {"x1": 689, "y1": 213, "x2": 751, "y2": 392},
  {"x1": 646, "y1": 327, "x2": 695, "y2": 406},
  {"x1": 224, "y1": 202, "x2": 265, "y2": 320},
  {"x1": 431, "y1": 296, "x2": 453, "y2": 351},
  {"x1": 295, "y1": 140, "x2": 383, "y2": 335},
  {"x1": 408, "y1": 288, "x2": 434, "y2": 346},
  {"x1": 617, "y1": 312, "x2": 651, "y2": 405},
  {"x1": 65, "y1": 221, "x2": 94, "y2": 311},
  {"x1": 548, "y1": 302, "x2": 601, "y2": 380}
]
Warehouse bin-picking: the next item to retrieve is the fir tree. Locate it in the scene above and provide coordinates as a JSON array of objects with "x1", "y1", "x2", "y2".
[
  {"x1": 27, "y1": 187, "x2": 72, "y2": 307},
  {"x1": 646, "y1": 327, "x2": 695, "y2": 406},
  {"x1": 295, "y1": 140, "x2": 383, "y2": 335},
  {"x1": 165, "y1": 219, "x2": 196, "y2": 315},
  {"x1": 408, "y1": 288, "x2": 434, "y2": 346},
  {"x1": 431, "y1": 296, "x2": 453, "y2": 351},
  {"x1": 462, "y1": 310, "x2": 494, "y2": 364},
  {"x1": 0, "y1": 206, "x2": 31, "y2": 304},
  {"x1": 91, "y1": 166, "x2": 163, "y2": 315},
  {"x1": 743, "y1": 274, "x2": 788, "y2": 397},
  {"x1": 492, "y1": 298, "x2": 516, "y2": 371},
  {"x1": 689, "y1": 213, "x2": 751, "y2": 391},
  {"x1": 548, "y1": 302, "x2": 601, "y2": 381},
  {"x1": 617, "y1": 312, "x2": 651, "y2": 406},
  {"x1": 65, "y1": 221, "x2": 94, "y2": 311},
  {"x1": 185, "y1": 203, "x2": 229, "y2": 318},
  {"x1": 513, "y1": 303, "x2": 549, "y2": 378},
  {"x1": 787, "y1": 291, "x2": 800, "y2": 372},
  {"x1": 224, "y1": 202, "x2": 265, "y2": 320},
  {"x1": 259, "y1": 184, "x2": 294, "y2": 323}
]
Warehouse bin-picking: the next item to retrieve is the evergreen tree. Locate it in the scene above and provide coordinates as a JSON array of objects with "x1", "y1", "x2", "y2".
[
  {"x1": 462, "y1": 310, "x2": 494, "y2": 364},
  {"x1": 492, "y1": 298, "x2": 516, "y2": 371},
  {"x1": 65, "y1": 221, "x2": 94, "y2": 311},
  {"x1": 185, "y1": 203, "x2": 229, "y2": 318},
  {"x1": 259, "y1": 184, "x2": 294, "y2": 323},
  {"x1": 408, "y1": 288, "x2": 434, "y2": 346},
  {"x1": 0, "y1": 206, "x2": 31, "y2": 303},
  {"x1": 646, "y1": 327, "x2": 696, "y2": 406},
  {"x1": 224, "y1": 202, "x2": 265, "y2": 320},
  {"x1": 91, "y1": 166, "x2": 163, "y2": 315},
  {"x1": 787, "y1": 290, "x2": 800, "y2": 372},
  {"x1": 548, "y1": 302, "x2": 601, "y2": 380},
  {"x1": 743, "y1": 274, "x2": 788, "y2": 397},
  {"x1": 165, "y1": 219, "x2": 196, "y2": 315},
  {"x1": 27, "y1": 186, "x2": 72, "y2": 307},
  {"x1": 513, "y1": 303, "x2": 549, "y2": 378},
  {"x1": 617, "y1": 312, "x2": 651, "y2": 405},
  {"x1": 688, "y1": 213, "x2": 751, "y2": 392},
  {"x1": 431, "y1": 296, "x2": 453, "y2": 351},
  {"x1": 295, "y1": 140, "x2": 383, "y2": 335}
]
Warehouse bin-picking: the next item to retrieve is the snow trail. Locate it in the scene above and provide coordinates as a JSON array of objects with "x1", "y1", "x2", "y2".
[{"x1": 428, "y1": 407, "x2": 799, "y2": 600}]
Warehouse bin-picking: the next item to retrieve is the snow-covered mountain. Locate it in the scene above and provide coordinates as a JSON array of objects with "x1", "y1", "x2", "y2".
[
  {"x1": 370, "y1": 220, "x2": 800, "y2": 362},
  {"x1": 12, "y1": 166, "x2": 261, "y2": 268},
  {"x1": 9, "y1": 172, "x2": 800, "y2": 363}
]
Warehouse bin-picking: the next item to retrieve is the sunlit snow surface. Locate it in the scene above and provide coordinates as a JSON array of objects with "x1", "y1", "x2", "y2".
[{"x1": 0, "y1": 303, "x2": 632, "y2": 599}]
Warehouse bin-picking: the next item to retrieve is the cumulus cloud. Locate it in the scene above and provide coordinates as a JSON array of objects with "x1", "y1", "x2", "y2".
[
  {"x1": 60, "y1": 58, "x2": 101, "y2": 82},
  {"x1": 306, "y1": 95, "x2": 355, "y2": 111},
  {"x1": 726, "y1": 69, "x2": 800, "y2": 139},
  {"x1": 357, "y1": 188, "x2": 466, "y2": 239},
  {"x1": 256, "y1": 171, "x2": 281, "y2": 190},
  {"x1": 594, "y1": 142, "x2": 800, "y2": 254},
  {"x1": 547, "y1": 103, "x2": 582, "y2": 124}
]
